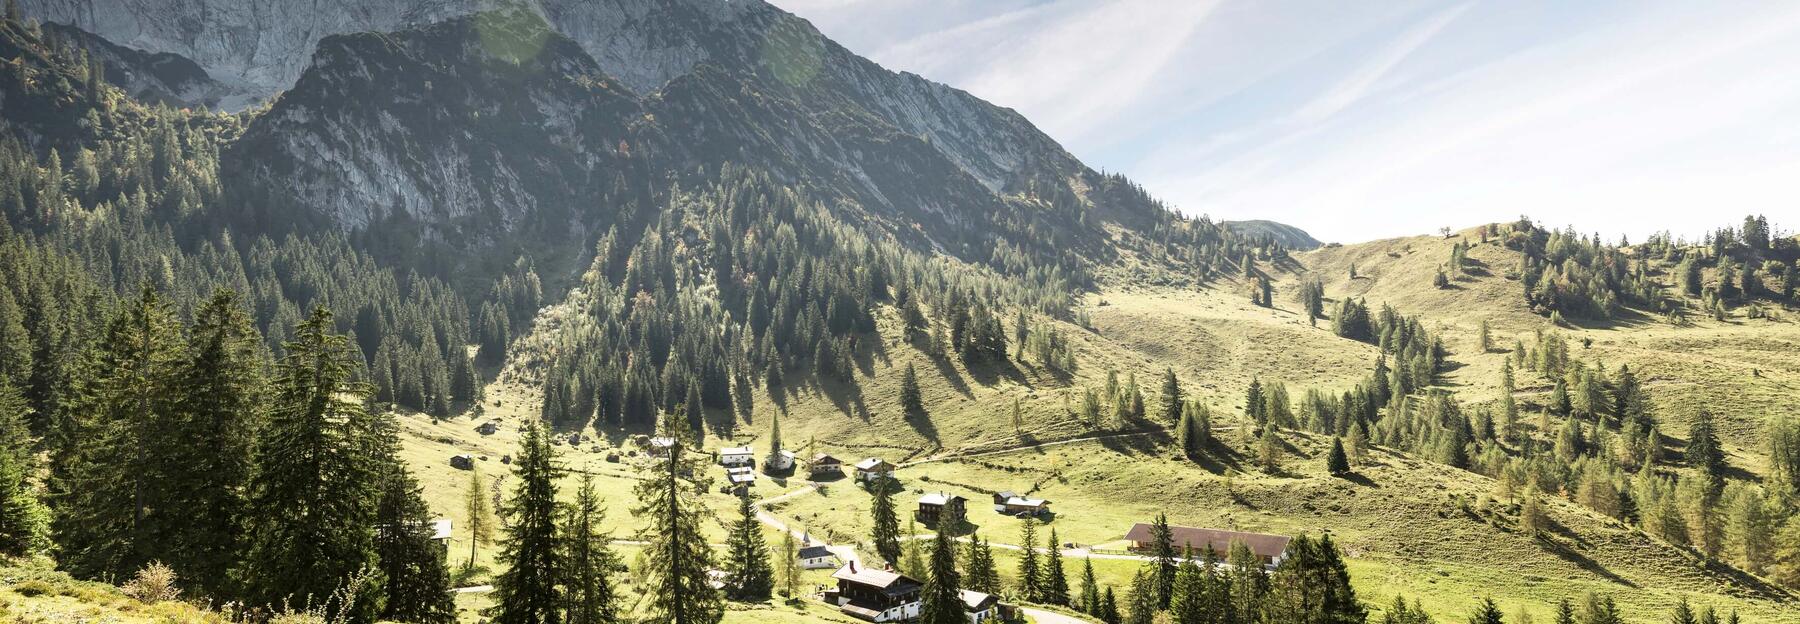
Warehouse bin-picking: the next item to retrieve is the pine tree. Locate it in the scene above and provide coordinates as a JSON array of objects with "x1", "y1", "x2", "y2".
[
  {"x1": 765, "y1": 411, "x2": 784, "y2": 472},
  {"x1": 1468, "y1": 598, "x2": 1504, "y2": 624},
  {"x1": 1328, "y1": 436, "x2": 1351, "y2": 476},
  {"x1": 1149, "y1": 513, "x2": 1177, "y2": 609},
  {"x1": 1125, "y1": 567, "x2": 1157, "y2": 624},
  {"x1": 492, "y1": 421, "x2": 563, "y2": 624},
  {"x1": 169, "y1": 289, "x2": 265, "y2": 595},
  {"x1": 53, "y1": 288, "x2": 184, "y2": 583},
  {"x1": 919, "y1": 528, "x2": 964, "y2": 624},
  {"x1": 723, "y1": 494, "x2": 773, "y2": 601},
  {"x1": 1044, "y1": 527, "x2": 1070, "y2": 606},
  {"x1": 1177, "y1": 401, "x2": 1201, "y2": 460},
  {"x1": 870, "y1": 477, "x2": 902, "y2": 565},
  {"x1": 1101, "y1": 586, "x2": 1121, "y2": 624},
  {"x1": 1668, "y1": 598, "x2": 1695, "y2": 624},
  {"x1": 964, "y1": 532, "x2": 1000, "y2": 595},
  {"x1": 1553, "y1": 598, "x2": 1575, "y2": 624},
  {"x1": 561, "y1": 475, "x2": 620, "y2": 624},
  {"x1": 1018, "y1": 517, "x2": 1042, "y2": 602},
  {"x1": 1079, "y1": 557, "x2": 1101, "y2": 615},
  {"x1": 1168, "y1": 553, "x2": 1205, "y2": 624},
  {"x1": 1263, "y1": 534, "x2": 1364, "y2": 624},
  {"x1": 901, "y1": 518, "x2": 927, "y2": 579},
  {"x1": 1246, "y1": 377, "x2": 1265, "y2": 425},
  {"x1": 900, "y1": 362, "x2": 925, "y2": 419},
  {"x1": 466, "y1": 468, "x2": 495, "y2": 570},
  {"x1": 1686, "y1": 411, "x2": 1725, "y2": 486},
  {"x1": 0, "y1": 399, "x2": 47, "y2": 557},
  {"x1": 374, "y1": 462, "x2": 456, "y2": 624},
  {"x1": 633, "y1": 434, "x2": 723, "y2": 624},
  {"x1": 236, "y1": 307, "x2": 385, "y2": 621}
]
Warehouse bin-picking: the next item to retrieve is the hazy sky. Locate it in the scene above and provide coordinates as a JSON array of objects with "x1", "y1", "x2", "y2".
[{"x1": 771, "y1": 0, "x2": 1800, "y2": 244}]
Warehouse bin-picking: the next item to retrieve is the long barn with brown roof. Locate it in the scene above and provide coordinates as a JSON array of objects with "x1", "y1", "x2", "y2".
[{"x1": 1122, "y1": 524, "x2": 1292, "y2": 567}]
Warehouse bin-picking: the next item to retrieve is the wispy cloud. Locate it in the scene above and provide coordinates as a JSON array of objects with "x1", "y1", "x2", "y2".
[{"x1": 776, "y1": 0, "x2": 1800, "y2": 242}]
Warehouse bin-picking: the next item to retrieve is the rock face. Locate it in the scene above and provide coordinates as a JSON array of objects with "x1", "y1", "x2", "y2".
[{"x1": 42, "y1": 22, "x2": 233, "y2": 108}]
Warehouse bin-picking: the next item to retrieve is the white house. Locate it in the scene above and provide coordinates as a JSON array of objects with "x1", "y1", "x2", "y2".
[
  {"x1": 766, "y1": 449, "x2": 796, "y2": 471},
  {"x1": 798, "y1": 545, "x2": 838, "y2": 569},
  {"x1": 854, "y1": 457, "x2": 897, "y2": 483},
  {"x1": 719, "y1": 446, "x2": 755, "y2": 467},
  {"x1": 960, "y1": 590, "x2": 1000, "y2": 623}
]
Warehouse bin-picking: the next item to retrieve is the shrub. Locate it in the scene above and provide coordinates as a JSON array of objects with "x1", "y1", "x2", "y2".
[
  {"x1": 12, "y1": 578, "x2": 55, "y2": 597},
  {"x1": 121, "y1": 561, "x2": 181, "y2": 604}
]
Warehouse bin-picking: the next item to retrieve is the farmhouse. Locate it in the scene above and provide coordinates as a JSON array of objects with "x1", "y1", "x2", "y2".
[
  {"x1": 725, "y1": 466, "x2": 757, "y2": 494},
  {"x1": 854, "y1": 457, "x2": 897, "y2": 483},
  {"x1": 1122, "y1": 524, "x2": 1292, "y2": 567},
  {"x1": 798, "y1": 545, "x2": 838, "y2": 569},
  {"x1": 809, "y1": 453, "x2": 844, "y2": 477},
  {"x1": 960, "y1": 590, "x2": 1000, "y2": 623},
  {"x1": 449, "y1": 454, "x2": 474, "y2": 470},
  {"x1": 647, "y1": 436, "x2": 677, "y2": 457},
  {"x1": 476, "y1": 421, "x2": 499, "y2": 435},
  {"x1": 991, "y1": 491, "x2": 1051, "y2": 517},
  {"x1": 916, "y1": 492, "x2": 967, "y2": 526},
  {"x1": 719, "y1": 446, "x2": 755, "y2": 467},
  {"x1": 828, "y1": 561, "x2": 922, "y2": 622},
  {"x1": 767, "y1": 449, "x2": 796, "y2": 471}
]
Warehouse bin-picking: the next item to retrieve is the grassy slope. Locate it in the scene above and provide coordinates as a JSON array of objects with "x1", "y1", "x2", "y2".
[{"x1": 407, "y1": 225, "x2": 1798, "y2": 623}]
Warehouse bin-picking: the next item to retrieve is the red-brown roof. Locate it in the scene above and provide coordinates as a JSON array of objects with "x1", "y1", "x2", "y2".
[{"x1": 1122, "y1": 524, "x2": 1291, "y2": 559}]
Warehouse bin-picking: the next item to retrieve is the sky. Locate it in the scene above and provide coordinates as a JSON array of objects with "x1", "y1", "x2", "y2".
[{"x1": 770, "y1": 0, "x2": 1800, "y2": 244}]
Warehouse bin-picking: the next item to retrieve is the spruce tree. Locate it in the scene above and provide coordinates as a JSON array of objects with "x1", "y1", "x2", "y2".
[
  {"x1": 1079, "y1": 556, "x2": 1101, "y2": 615},
  {"x1": 723, "y1": 494, "x2": 773, "y2": 601},
  {"x1": 764, "y1": 411, "x2": 783, "y2": 472},
  {"x1": 870, "y1": 477, "x2": 902, "y2": 565},
  {"x1": 901, "y1": 518, "x2": 927, "y2": 579},
  {"x1": 53, "y1": 288, "x2": 183, "y2": 583},
  {"x1": 919, "y1": 528, "x2": 964, "y2": 624},
  {"x1": 1101, "y1": 586, "x2": 1121, "y2": 624},
  {"x1": 1468, "y1": 598, "x2": 1505, "y2": 624},
  {"x1": 0, "y1": 411, "x2": 47, "y2": 556},
  {"x1": 963, "y1": 533, "x2": 999, "y2": 594},
  {"x1": 1328, "y1": 436, "x2": 1351, "y2": 476},
  {"x1": 1263, "y1": 534, "x2": 1364, "y2": 624},
  {"x1": 1149, "y1": 513, "x2": 1177, "y2": 609},
  {"x1": 633, "y1": 436, "x2": 723, "y2": 624},
  {"x1": 492, "y1": 420, "x2": 562, "y2": 624},
  {"x1": 374, "y1": 462, "x2": 456, "y2": 624},
  {"x1": 1018, "y1": 517, "x2": 1042, "y2": 602},
  {"x1": 170, "y1": 289, "x2": 265, "y2": 595},
  {"x1": 1686, "y1": 411, "x2": 1725, "y2": 486},
  {"x1": 1044, "y1": 527, "x2": 1070, "y2": 605},
  {"x1": 900, "y1": 362, "x2": 925, "y2": 419},
  {"x1": 560, "y1": 475, "x2": 620, "y2": 624},
  {"x1": 236, "y1": 307, "x2": 385, "y2": 621},
  {"x1": 1669, "y1": 598, "x2": 1695, "y2": 624},
  {"x1": 1553, "y1": 598, "x2": 1575, "y2": 624},
  {"x1": 1125, "y1": 567, "x2": 1157, "y2": 624}
]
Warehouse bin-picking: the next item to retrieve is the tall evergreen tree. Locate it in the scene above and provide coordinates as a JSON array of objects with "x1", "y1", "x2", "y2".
[
  {"x1": 1018, "y1": 517, "x2": 1043, "y2": 602},
  {"x1": 963, "y1": 532, "x2": 1000, "y2": 595},
  {"x1": 870, "y1": 477, "x2": 902, "y2": 565},
  {"x1": 168, "y1": 289, "x2": 265, "y2": 595},
  {"x1": 492, "y1": 421, "x2": 563, "y2": 624},
  {"x1": 1160, "y1": 368, "x2": 1182, "y2": 423},
  {"x1": 1150, "y1": 512, "x2": 1177, "y2": 609},
  {"x1": 900, "y1": 362, "x2": 925, "y2": 419},
  {"x1": 633, "y1": 436, "x2": 723, "y2": 624},
  {"x1": 374, "y1": 462, "x2": 456, "y2": 624},
  {"x1": 779, "y1": 531, "x2": 801, "y2": 600},
  {"x1": 1263, "y1": 534, "x2": 1365, "y2": 624},
  {"x1": 560, "y1": 475, "x2": 620, "y2": 624},
  {"x1": 1125, "y1": 567, "x2": 1157, "y2": 624},
  {"x1": 919, "y1": 528, "x2": 964, "y2": 624},
  {"x1": 1686, "y1": 412, "x2": 1725, "y2": 486},
  {"x1": 236, "y1": 307, "x2": 386, "y2": 621},
  {"x1": 723, "y1": 494, "x2": 773, "y2": 601},
  {"x1": 1101, "y1": 586, "x2": 1122, "y2": 624},
  {"x1": 0, "y1": 383, "x2": 46, "y2": 557},
  {"x1": 1079, "y1": 556, "x2": 1101, "y2": 616},
  {"x1": 1044, "y1": 527, "x2": 1070, "y2": 606},
  {"x1": 1328, "y1": 437, "x2": 1351, "y2": 476},
  {"x1": 52, "y1": 287, "x2": 183, "y2": 583},
  {"x1": 1468, "y1": 598, "x2": 1504, "y2": 624}
]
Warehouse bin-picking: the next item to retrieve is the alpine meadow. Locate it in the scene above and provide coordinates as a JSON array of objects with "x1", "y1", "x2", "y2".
[{"x1": 0, "y1": 1, "x2": 1797, "y2": 624}]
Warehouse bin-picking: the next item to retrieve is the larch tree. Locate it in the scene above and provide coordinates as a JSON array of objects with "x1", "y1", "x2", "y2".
[{"x1": 465, "y1": 468, "x2": 494, "y2": 570}]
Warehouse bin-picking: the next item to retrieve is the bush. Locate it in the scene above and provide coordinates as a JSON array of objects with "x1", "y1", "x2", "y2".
[
  {"x1": 12, "y1": 578, "x2": 55, "y2": 597},
  {"x1": 121, "y1": 561, "x2": 181, "y2": 604}
]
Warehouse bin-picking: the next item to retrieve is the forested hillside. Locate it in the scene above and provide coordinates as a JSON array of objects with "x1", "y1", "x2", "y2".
[{"x1": 2, "y1": 1, "x2": 1800, "y2": 624}]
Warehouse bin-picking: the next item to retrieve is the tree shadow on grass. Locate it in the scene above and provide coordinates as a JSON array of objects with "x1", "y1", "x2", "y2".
[
  {"x1": 1537, "y1": 527, "x2": 1636, "y2": 588},
  {"x1": 927, "y1": 353, "x2": 976, "y2": 399},
  {"x1": 904, "y1": 403, "x2": 940, "y2": 446}
]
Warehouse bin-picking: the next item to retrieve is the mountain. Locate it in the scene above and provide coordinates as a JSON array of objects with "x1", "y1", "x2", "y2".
[
  {"x1": 1227, "y1": 219, "x2": 1323, "y2": 250},
  {"x1": 39, "y1": 22, "x2": 232, "y2": 108}
]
